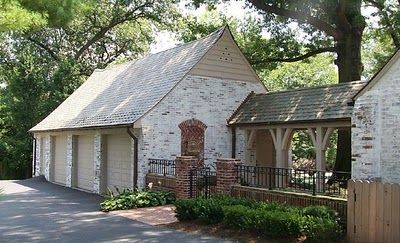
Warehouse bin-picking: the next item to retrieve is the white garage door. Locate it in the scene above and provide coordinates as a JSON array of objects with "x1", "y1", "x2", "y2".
[
  {"x1": 53, "y1": 136, "x2": 67, "y2": 185},
  {"x1": 106, "y1": 134, "x2": 132, "y2": 193},
  {"x1": 76, "y1": 135, "x2": 94, "y2": 191}
]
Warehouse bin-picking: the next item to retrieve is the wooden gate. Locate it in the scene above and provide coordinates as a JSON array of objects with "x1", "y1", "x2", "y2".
[{"x1": 347, "y1": 180, "x2": 400, "y2": 242}]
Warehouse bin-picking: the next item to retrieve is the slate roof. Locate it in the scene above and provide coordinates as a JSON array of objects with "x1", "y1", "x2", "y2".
[
  {"x1": 228, "y1": 81, "x2": 367, "y2": 125},
  {"x1": 31, "y1": 28, "x2": 226, "y2": 132}
]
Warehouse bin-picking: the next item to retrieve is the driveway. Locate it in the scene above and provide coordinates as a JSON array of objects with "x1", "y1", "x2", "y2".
[{"x1": 0, "y1": 177, "x2": 230, "y2": 243}]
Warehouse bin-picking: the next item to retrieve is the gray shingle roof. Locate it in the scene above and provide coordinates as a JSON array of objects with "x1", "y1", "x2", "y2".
[
  {"x1": 228, "y1": 81, "x2": 367, "y2": 125},
  {"x1": 31, "y1": 28, "x2": 225, "y2": 132}
]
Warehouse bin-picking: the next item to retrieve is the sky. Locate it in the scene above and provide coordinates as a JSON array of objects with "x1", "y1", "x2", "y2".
[
  {"x1": 150, "y1": 1, "x2": 251, "y2": 53},
  {"x1": 150, "y1": 1, "x2": 378, "y2": 54}
]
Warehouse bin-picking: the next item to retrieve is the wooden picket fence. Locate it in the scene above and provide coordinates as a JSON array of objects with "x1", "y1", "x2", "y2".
[{"x1": 347, "y1": 180, "x2": 400, "y2": 242}]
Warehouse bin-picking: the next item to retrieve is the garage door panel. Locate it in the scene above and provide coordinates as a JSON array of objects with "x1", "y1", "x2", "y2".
[
  {"x1": 106, "y1": 134, "x2": 132, "y2": 193},
  {"x1": 76, "y1": 135, "x2": 94, "y2": 191},
  {"x1": 54, "y1": 136, "x2": 67, "y2": 185}
]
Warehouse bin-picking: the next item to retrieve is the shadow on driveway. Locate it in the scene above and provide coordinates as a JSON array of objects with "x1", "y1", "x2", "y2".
[{"x1": 0, "y1": 177, "x2": 230, "y2": 243}]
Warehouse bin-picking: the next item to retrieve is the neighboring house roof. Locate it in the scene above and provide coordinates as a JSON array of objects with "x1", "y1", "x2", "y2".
[
  {"x1": 228, "y1": 80, "x2": 367, "y2": 126},
  {"x1": 31, "y1": 28, "x2": 229, "y2": 132},
  {"x1": 353, "y1": 49, "x2": 400, "y2": 100}
]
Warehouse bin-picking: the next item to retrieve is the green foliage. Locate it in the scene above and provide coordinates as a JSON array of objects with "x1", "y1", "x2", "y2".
[
  {"x1": 261, "y1": 54, "x2": 337, "y2": 92},
  {"x1": 174, "y1": 196, "x2": 342, "y2": 240},
  {"x1": 0, "y1": 0, "x2": 80, "y2": 31},
  {"x1": 174, "y1": 195, "x2": 259, "y2": 223},
  {"x1": 302, "y1": 205, "x2": 337, "y2": 221},
  {"x1": 0, "y1": 0, "x2": 179, "y2": 179},
  {"x1": 100, "y1": 190, "x2": 175, "y2": 212},
  {"x1": 223, "y1": 205, "x2": 303, "y2": 238}
]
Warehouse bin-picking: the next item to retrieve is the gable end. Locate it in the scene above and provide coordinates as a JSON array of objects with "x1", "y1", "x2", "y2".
[{"x1": 189, "y1": 27, "x2": 260, "y2": 83}]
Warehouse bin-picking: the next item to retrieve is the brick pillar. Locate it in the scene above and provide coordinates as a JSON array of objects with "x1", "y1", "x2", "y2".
[
  {"x1": 93, "y1": 133, "x2": 103, "y2": 194},
  {"x1": 175, "y1": 156, "x2": 197, "y2": 199},
  {"x1": 66, "y1": 135, "x2": 75, "y2": 188},
  {"x1": 216, "y1": 158, "x2": 242, "y2": 195}
]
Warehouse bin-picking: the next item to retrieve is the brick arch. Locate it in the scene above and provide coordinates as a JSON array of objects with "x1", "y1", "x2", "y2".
[{"x1": 179, "y1": 119, "x2": 207, "y2": 164}]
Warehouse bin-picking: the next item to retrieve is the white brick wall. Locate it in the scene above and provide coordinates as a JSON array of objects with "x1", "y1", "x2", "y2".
[
  {"x1": 33, "y1": 75, "x2": 265, "y2": 192},
  {"x1": 352, "y1": 57, "x2": 400, "y2": 183},
  {"x1": 136, "y1": 75, "x2": 265, "y2": 187}
]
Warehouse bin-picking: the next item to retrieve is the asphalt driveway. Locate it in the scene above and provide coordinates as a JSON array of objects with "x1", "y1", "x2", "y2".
[{"x1": 0, "y1": 177, "x2": 229, "y2": 243}]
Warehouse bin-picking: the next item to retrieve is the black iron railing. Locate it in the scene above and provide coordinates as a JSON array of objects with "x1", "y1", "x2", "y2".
[
  {"x1": 148, "y1": 159, "x2": 175, "y2": 177},
  {"x1": 189, "y1": 166, "x2": 217, "y2": 198},
  {"x1": 236, "y1": 165, "x2": 351, "y2": 197}
]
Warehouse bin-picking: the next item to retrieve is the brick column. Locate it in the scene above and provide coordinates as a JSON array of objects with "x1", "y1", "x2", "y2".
[
  {"x1": 93, "y1": 133, "x2": 103, "y2": 194},
  {"x1": 216, "y1": 158, "x2": 242, "y2": 195},
  {"x1": 175, "y1": 156, "x2": 197, "y2": 199},
  {"x1": 66, "y1": 135, "x2": 75, "y2": 188}
]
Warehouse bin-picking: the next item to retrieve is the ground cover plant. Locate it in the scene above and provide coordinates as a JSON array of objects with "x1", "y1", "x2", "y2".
[
  {"x1": 174, "y1": 196, "x2": 342, "y2": 241},
  {"x1": 100, "y1": 189, "x2": 175, "y2": 212}
]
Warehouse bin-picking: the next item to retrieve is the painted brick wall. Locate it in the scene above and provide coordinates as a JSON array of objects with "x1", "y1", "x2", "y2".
[
  {"x1": 137, "y1": 75, "x2": 265, "y2": 187},
  {"x1": 352, "y1": 57, "x2": 400, "y2": 183}
]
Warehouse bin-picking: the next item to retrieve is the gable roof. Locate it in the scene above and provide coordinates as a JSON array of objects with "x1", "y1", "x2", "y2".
[
  {"x1": 354, "y1": 49, "x2": 400, "y2": 100},
  {"x1": 228, "y1": 81, "x2": 367, "y2": 126},
  {"x1": 31, "y1": 28, "x2": 229, "y2": 132}
]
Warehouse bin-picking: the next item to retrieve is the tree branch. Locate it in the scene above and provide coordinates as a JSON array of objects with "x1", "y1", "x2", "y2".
[
  {"x1": 250, "y1": 47, "x2": 337, "y2": 65},
  {"x1": 248, "y1": 0, "x2": 340, "y2": 39},
  {"x1": 73, "y1": 1, "x2": 154, "y2": 60},
  {"x1": 26, "y1": 37, "x2": 59, "y2": 61}
]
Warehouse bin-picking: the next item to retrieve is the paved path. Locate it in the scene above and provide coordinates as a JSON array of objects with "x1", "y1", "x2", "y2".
[
  {"x1": 0, "y1": 177, "x2": 230, "y2": 243},
  {"x1": 110, "y1": 205, "x2": 178, "y2": 226}
]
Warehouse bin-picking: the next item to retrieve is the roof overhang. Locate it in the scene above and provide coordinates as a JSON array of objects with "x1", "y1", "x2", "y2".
[{"x1": 228, "y1": 118, "x2": 351, "y2": 129}]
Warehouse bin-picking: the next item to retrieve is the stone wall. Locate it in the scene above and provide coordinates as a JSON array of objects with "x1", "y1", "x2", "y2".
[
  {"x1": 352, "y1": 57, "x2": 400, "y2": 183},
  {"x1": 137, "y1": 75, "x2": 265, "y2": 188}
]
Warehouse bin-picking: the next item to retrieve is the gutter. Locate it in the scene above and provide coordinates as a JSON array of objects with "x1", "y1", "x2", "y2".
[
  {"x1": 126, "y1": 126, "x2": 138, "y2": 189},
  {"x1": 31, "y1": 134, "x2": 37, "y2": 177}
]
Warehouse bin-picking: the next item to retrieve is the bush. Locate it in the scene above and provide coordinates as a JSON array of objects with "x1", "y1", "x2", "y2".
[
  {"x1": 174, "y1": 196, "x2": 342, "y2": 240},
  {"x1": 222, "y1": 205, "x2": 302, "y2": 238},
  {"x1": 100, "y1": 190, "x2": 175, "y2": 212},
  {"x1": 301, "y1": 216, "x2": 342, "y2": 241},
  {"x1": 174, "y1": 195, "x2": 265, "y2": 223},
  {"x1": 302, "y1": 205, "x2": 337, "y2": 220}
]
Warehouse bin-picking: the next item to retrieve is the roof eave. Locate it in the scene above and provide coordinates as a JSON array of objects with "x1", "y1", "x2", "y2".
[
  {"x1": 29, "y1": 122, "x2": 135, "y2": 133},
  {"x1": 227, "y1": 117, "x2": 351, "y2": 127}
]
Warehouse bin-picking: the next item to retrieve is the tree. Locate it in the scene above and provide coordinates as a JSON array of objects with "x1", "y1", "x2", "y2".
[
  {"x1": 0, "y1": 0, "x2": 179, "y2": 179},
  {"x1": 189, "y1": 0, "x2": 399, "y2": 172},
  {"x1": 0, "y1": 0, "x2": 79, "y2": 31}
]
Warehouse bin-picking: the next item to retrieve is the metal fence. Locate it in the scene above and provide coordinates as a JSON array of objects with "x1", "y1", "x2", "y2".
[
  {"x1": 236, "y1": 165, "x2": 351, "y2": 197},
  {"x1": 189, "y1": 166, "x2": 217, "y2": 198},
  {"x1": 148, "y1": 159, "x2": 175, "y2": 177}
]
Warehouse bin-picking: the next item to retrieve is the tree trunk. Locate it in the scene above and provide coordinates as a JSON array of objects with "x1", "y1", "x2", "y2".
[{"x1": 334, "y1": 0, "x2": 364, "y2": 172}]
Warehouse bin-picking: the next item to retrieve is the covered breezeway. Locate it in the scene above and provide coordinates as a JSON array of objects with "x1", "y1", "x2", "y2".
[{"x1": 228, "y1": 81, "x2": 367, "y2": 195}]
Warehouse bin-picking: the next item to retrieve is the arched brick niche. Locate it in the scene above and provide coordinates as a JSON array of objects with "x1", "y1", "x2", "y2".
[{"x1": 178, "y1": 119, "x2": 207, "y2": 164}]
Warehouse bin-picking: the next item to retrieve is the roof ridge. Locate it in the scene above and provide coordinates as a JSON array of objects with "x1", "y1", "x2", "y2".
[{"x1": 255, "y1": 80, "x2": 368, "y2": 96}]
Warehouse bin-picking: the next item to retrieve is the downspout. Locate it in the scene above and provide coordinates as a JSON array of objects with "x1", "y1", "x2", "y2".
[
  {"x1": 231, "y1": 126, "x2": 236, "y2": 158},
  {"x1": 127, "y1": 126, "x2": 138, "y2": 189},
  {"x1": 31, "y1": 134, "x2": 37, "y2": 177}
]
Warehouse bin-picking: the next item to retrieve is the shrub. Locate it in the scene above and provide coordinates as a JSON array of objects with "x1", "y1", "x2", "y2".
[
  {"x1": 174, "y1": 196, "x2": 342, "y2": 240},
  {"x1": 301, "y1": 216, "x2": 342, "y2": 241},
  {"x1": 222, "y1": 205, "x2": 302, "y2": 238},
  {"x1": 302, "y1": 206, "x2": 337, "y2": 220},
  {"x1": 100, "y1": 190, "x2": 175, "y2": 212}
]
